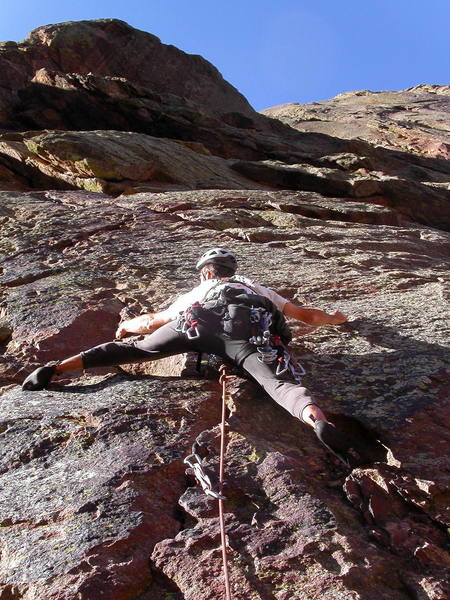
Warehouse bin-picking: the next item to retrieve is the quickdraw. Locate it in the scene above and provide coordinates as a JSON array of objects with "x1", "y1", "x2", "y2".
[
  {"x1": 277, "y1": 349, "x2": 306, "y2": 382},
  {"x1": 183, "y1": 451, "x2": 225, "y2": 500}
]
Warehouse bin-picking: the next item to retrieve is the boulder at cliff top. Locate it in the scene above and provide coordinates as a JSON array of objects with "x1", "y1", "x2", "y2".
[
  {"x1": 0, "y1": 19, "x2": 254, "y2": 120},
  {"x1": 1, "y1": 20, "x2": 449, "y2": 200}
]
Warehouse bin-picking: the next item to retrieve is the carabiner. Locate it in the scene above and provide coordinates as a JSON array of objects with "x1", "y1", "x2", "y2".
[
  {"x1": 186, "y1": 326, "x2": 200, "y2": 340},
  {"x1": 276, "y1": 360, "x2": 288, "y2": 376}
]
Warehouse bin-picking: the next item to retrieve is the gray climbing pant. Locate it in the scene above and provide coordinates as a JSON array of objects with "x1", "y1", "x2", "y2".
[{"x1": 81, "y1": 321, "x2": 315, "y2": 422}]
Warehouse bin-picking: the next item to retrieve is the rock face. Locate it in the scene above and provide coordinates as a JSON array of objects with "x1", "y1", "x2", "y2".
[
  {"x1": 0, "y1": 19, "x2": 449, "y2": 600},
  {"x1": 0, "y1": 19, "x2": 254, "y2": 120},
  {"x1": 0, "y1": 130, "x2": 265, "y2": 195},
  {"x1": 262, "y1": 86, "x2": 450, "y2": 160},
  {"x1": 1, "y1": 20, "x2": 449, "y2": 232}
]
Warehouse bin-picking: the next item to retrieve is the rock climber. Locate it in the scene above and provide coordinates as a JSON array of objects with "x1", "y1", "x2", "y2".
[{"x1": 22, "y1": 247, "x2": 366, "y2": 466}]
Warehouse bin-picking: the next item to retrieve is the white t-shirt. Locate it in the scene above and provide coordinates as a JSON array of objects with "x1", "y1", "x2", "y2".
[{"x1": 160, "y1": 275, "x2": 289, "y2": 321}]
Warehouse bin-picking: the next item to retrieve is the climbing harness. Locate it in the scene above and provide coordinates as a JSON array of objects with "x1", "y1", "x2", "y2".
[
  {"x1": 178, "y1": 290, "x2": 307, "y2": 386},
  {"x1": 175, "y1": 301, "x2": 224, "y2": 340},
  {"x1": 247, "y1": 307, "x2": 306, "y2": 383},
  {"x1": 183, "y1": 363, "x2": 233, "y2": 600}
]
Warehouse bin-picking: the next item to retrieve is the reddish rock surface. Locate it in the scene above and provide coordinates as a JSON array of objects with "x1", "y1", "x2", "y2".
[
  {"x1": 1, "y1": 188, "x2": 449, "y2": 599},
  {"x1": 262, "y1": 86, "x2": 450, "y2": 160},
  {"x1": 0, "y1": 19, "x2": 449, "y2": 600},
  {"x1": 0, "y1": 19, "x2": 254, "y2": 119}
]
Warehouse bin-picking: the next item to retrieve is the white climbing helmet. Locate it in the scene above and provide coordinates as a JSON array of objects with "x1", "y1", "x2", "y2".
[{"x1": 195, "y1": 248, "x2": 237, "y2": 272}]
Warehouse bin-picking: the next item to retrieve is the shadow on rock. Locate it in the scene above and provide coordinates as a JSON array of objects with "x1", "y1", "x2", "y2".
[
  {"x1": 47, "y1": 371, "x2": 184, "y2": 394},
  {"x1": 300, "y1": 316, "x2": 449, "y2": 430}
]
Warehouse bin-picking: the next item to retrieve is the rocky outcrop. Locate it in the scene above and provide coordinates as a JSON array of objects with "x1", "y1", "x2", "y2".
[
  {"x1": 0, "y1": 19, "x2": 254, "y2": 120},
  {"x1": 1, "y1": 130, "x2": 448, "y2": 231},
  {"x1": 1, "y1": 20, "x2": 449, "y2": 234},
  {"x1": 230, "y1": 159, "x2": 450, "y2": 231},
  {"x1": 1, "y1": 67, "x2": 284, "y2": 162},
  {"x1": 0, "y1": 18, "x2": 449, "y2": 600},
  {"x1": 0, "y1": 130, "x2": 266, "y2": 195},
  {"x1": 262, "y1": 86, "x2": 450, "y2": 160}
]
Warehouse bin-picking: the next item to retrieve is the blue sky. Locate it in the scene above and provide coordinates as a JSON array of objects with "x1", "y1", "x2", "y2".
[{"x1": 2, "y1": 0, "x2": 449, "y2": 110}]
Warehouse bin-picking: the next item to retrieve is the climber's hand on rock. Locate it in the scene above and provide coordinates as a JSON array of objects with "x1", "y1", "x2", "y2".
[
  {"x1": 115, "y1": 323, "x2": 129, "y2": 339},
  {"x1": 328, "y1": 311, "x2": 348, "y2": 325}
]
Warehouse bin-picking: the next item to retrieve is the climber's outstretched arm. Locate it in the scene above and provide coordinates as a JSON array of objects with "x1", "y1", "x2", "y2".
[
  {"x1": 115, "y1": 312, "x2": 171, "y2": 339},
  {"x1": 283, "y1": 302, "x2": 347, "y2": 326}
]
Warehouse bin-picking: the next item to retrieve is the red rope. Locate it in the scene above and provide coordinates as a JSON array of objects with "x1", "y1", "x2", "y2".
[{"x1": 219, "y1": 364, "x2": 232, "y2": 600}]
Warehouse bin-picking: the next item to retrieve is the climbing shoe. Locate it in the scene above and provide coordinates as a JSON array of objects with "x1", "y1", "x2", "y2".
[
  {"x1": 22, "y1": 363, "x2": 59, "y2": 391},
  {"x1": 314, "y1": 421, "x2": 370, "y2": 468}
]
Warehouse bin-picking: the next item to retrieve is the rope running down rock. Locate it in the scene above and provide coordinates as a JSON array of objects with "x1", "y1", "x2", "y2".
[{"x1": 218, "y1": 363, "x2": 233, "y2": 600}]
